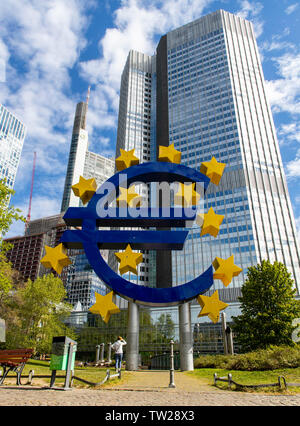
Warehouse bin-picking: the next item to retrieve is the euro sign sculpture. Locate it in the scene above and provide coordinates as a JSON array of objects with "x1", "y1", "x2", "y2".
[{"x1": 41, "y1": 149, "x2": 242, "y2": 323}]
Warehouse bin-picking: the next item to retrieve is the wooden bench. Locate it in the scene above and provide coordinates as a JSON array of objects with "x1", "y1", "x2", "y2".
[{"x1": 0, "y1": 349, "x2": 34, "y2": 385}]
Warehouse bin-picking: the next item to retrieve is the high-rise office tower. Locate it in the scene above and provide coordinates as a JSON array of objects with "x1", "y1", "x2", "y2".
[
  {"x1": 114, "y1": 51, "x2": 153, "y2": 286},
  {"x1": 0, "y1": 104, "x2": 26, "y2": 191},
  {"x1": 115, "y1": 10, "x2": 300, "y2": 301},
  {"x1": 61, "y1": 101, "x2": 89, "y2": 212}
]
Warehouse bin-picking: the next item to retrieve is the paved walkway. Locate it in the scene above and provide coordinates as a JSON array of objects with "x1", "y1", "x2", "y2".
[{"x1": 0, "y1": 370, "x2": 299, "y2": 406}]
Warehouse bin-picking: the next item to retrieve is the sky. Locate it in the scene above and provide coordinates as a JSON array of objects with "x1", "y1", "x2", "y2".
[{"x1": 0, "y1": 0, "x2": 300, "y2": 240}]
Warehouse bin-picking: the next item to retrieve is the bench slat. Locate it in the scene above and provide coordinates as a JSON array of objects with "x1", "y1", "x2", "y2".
[
  {"x1": 0, "y1": 349, "x2": 33, "y2": 367},
  {"x1": 0, "y1": 349, "x2": 33, "y2": 355}
]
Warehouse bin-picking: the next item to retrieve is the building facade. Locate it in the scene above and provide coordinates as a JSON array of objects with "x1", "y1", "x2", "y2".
[
  {"x1": 114, "y1": 9, "x2": 300, "y2": 302},
  {"x1": 5, "y1": 213, "x2": 67, "y2": 282},
  {"x1": 0, "y1": 104, "x2": 26, "y2": 191}
]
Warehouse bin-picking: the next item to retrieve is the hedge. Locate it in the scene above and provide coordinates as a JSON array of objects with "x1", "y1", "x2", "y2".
[{"x1": 194, "y1": 345, "x2": 300, "y2": 371}]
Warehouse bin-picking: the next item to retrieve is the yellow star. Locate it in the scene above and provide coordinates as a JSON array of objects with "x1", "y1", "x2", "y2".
[
  {"x1": 200, "y1": 157, "x2": 226, "y2": 185},
  {"x1": 174, "y1": 182, "x2": 201, "y2": 206},
  {"x1": 89, "y1": 291, "x2": 120, "y2": 323},
  {"x1": 116, "y1": 149, "x2": 139, "y2": 171},
  {"x1": 196, "y1": 207, "x2": 224, "y2": 238},
  {"x1": 72, "y1": 176, "x2": 97, "y2": 205},
  {"x1": 197, "y1": 290, "x2": 228, "y2": 323},
  {"x1": 158, "y1": 143, "x2": 181, "y2": 164},
  {"x1": 40, "y1": 243, "x2": 72, "y2": 275},
  {"x1": 115, "y1": 244, "x2": 143, "y2": 275},
  {"x1": 213, "y1": 255, "x2": 243, "y2": 287},
  {"x1": 116, "y1": 186, "x2": 142, "y2": 208}
]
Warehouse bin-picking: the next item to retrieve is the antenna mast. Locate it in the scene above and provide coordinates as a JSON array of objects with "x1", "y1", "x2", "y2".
[{"x1": 25, "y1": 151, "x2": 37, "y2": 233}]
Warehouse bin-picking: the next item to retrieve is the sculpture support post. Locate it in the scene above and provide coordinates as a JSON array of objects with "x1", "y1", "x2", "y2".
[
  {"x1": 179, "y1": 302, "x2": 194, "y2": 371},
  {"x1": 126, "y1": 301, "x2": 139, "y2": 371}
]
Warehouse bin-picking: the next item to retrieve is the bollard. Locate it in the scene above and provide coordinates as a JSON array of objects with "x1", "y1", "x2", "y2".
[
  {"x1": 107, "y1": 342, "x2": 112, "y2": 363},
  {"x1": 221, "y1": 312, "x2": 228, "y2": 355},
  {"x1": 225, "y1": 326, "x2": 234, "y2": 355},
  {"x1": 100, "y1": 343, "x2": 105, "y2": 363},
  {"x1": 169, "y1": 340, "x2": 176, "y2": 388},
  {"x1": 95, "y1": 345, "x2": 100, "y2": 363}
]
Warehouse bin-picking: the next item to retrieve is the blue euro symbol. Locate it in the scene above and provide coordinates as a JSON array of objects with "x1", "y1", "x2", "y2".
[{"x1": 61, "y1": 162, "x2": 214, "y2": 306}]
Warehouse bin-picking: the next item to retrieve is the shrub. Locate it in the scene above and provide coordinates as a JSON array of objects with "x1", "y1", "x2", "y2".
[{"x1": 194, "y1": 345, "x2": 300, "y2": 371}]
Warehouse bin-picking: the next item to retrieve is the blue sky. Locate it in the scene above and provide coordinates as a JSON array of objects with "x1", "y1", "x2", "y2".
[{"x1": 0, "y1": 0, "x2": 300, "y2": 240}]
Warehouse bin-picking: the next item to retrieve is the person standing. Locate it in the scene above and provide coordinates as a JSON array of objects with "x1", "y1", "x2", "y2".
[{"x1": 111, "y1": 336, "x2": 127, "y2": 371}]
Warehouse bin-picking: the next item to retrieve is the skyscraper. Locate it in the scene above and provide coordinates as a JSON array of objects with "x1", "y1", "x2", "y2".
[
  {"x1": 115, "y1": 10, "x2": 300, "y2": 302},
  {"x1": 60, "y1": 94, "x2": 115, "y2": 310},
  {"x1": 0, "y1": 104, "x2": 26, "y2": 191},
  {"x1": 61, "y1": 101, "x2": 89, "y2": 212}
]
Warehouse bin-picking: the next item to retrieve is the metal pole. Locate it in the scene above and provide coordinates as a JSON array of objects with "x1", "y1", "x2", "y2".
[
  {"x1": 95, "y1": 345, "x2": 100, "y2": 363},
  {"x1": 178, "y1": 302, "x2": 194, "y2": 371},
  {"x1": 169, "y1": 340, "x2": 176, "y2": 388},
  {"x1": 221, "y1": 312, "x2": 228, "y2": 355},
  {"x1": 126, "y1": 300, "x2": 139, "y2": 371},
  {"x1": 107, "y1": 342, "x2": 112, "y2": 363},
  {"x1": 100, "y1": 343, "x2": 105, "y2": 363}
]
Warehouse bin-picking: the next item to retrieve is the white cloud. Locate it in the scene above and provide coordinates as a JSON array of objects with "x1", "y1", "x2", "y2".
[
  {"x1": 285, "y1": 3, "x2": 299, "y2": 15},
  {"x1": 285, "y1": 150, "x2": 300, "y2": 178},
  {"x1": 278, "y1": 123, "x2": 300, "y2": 145},
  {"x1": 265, "y1": 52, "x2": 300, "y2": 115},
  {"x1": 236, "y1": 0, "x2": 264, "y2": 37},
  {"x1": 261, "y1": 40, "x2": 296, "y2": 53},
  {"x1": 80, "y1": 0, "x2": 214, "y2": 135},
  {"x1": 295, "y1": 216, "x2": 300, "y2": 243},
  {"x1": 0, "y1": 0, "x2": 91, "y2": 226}
]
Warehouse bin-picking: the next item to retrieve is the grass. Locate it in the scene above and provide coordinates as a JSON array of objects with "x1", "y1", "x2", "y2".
[
  {"x1": 3, "y1": 354, "x2": 300, "y2": 394},
  {"x1": 186, "y1": 367, "x2": 300, "y2": 393},
  {"x1": 3, "y1": 359, "x2": 126, "y2": 389}
]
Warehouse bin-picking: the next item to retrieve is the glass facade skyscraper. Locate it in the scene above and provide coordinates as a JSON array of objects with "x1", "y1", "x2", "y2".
[
  {"x1": 115, "y1": 10, "x2": 300, "y2": 301},
  {"x1": 0, "y1": 104, "x2": 26, "y2": 191}
]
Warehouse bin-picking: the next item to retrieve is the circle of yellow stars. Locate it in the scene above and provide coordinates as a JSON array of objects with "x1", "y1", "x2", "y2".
[{"x1": 40, "y1": 144, "x2": 242, "y2": 324}]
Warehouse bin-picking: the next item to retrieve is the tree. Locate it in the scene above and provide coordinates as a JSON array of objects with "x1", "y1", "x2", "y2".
[
  {"x1": 0, "y1": 178, "x2": 25, "y2": 300},
  {"x1": 156, "y1": 313, "x2": 175, "y2": 342},
  {"x1": 232, "y1": 260, "x2": 300, "y2": 351},
  {"x1": 0, "y1": 178, "x2": 25, "y2": 238},
  {"x1": 5, "y1": 274, "x2": 76, "y2": 354}
]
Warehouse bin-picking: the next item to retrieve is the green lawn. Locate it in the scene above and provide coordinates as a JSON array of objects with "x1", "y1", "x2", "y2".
[
  {"x1": 6, "y1": 360, "x2": 124, "y2": 388},
  {"x1": 3, "y1": 359, "x2": 300, "y2": 393},
  {"x1": 186, "y1": 367, "x2": 300, "y2": 393}
]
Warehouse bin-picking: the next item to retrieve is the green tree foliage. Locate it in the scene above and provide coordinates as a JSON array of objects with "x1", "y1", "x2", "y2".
[
  {"x1": 0, "y1": 178, "x2": 25, "y2": 238},
  {"x1": 4, "y1": 274, "x2": 76, "y2": 354},
  {"x1": 232, "y1": 260, "x2": 300, "y2": 351},
  {"x1": 0, "y1": 178, "x2": 25, "y2": 300},
  {"x1": 155, "y1": 313, "x2": 175, "y2": 342}
]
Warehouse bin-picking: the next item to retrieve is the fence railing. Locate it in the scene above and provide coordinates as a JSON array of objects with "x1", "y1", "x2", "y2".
[
  {"x1": 1, "y1": 368, "x2": 122, "y2": 388},
  {"x1": 213, "y1": 373, "x2": 300, "y2": 390}
]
